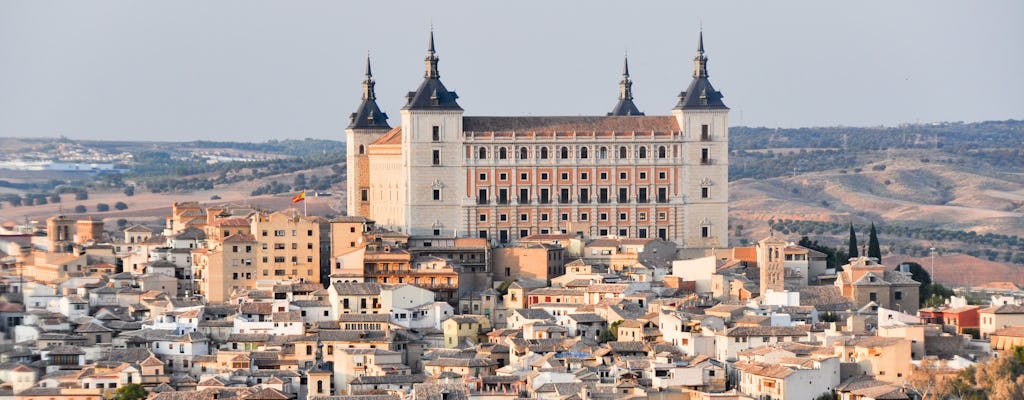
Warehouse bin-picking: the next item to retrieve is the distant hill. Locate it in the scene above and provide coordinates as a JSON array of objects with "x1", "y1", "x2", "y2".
[{"x1": 729, "y1": 120, "x2": 1024, "y2": 281}]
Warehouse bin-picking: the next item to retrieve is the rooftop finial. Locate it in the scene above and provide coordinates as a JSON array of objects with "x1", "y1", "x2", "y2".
[
  {"x1": 693, "y1": 30, "x2": 709, "y2": 78},
  {"x1": 362, "y1": 54, "x2": 376, "y2": 101},
  {"x1": 619, "y1": 54, "x2": 633, "y2": 101},
  {"x1": 425, "y1": 30, "x2": 440, "y2": 79}
]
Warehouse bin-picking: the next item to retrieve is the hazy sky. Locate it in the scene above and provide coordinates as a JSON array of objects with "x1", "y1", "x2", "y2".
[{"x1": 1, "y1": 1, "x2": 1022, "y2": 142}]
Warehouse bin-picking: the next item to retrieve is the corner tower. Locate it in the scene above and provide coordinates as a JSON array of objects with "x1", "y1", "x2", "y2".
[
  {"x1": 400, "y1": 31, "x2": 466, "y2": 237},
  {"x1": 345, "y1": 56, "x2": 391, "y2": 217},
  {"x1": 672, "y1": 31, "x2": 729, "y2": 249}
]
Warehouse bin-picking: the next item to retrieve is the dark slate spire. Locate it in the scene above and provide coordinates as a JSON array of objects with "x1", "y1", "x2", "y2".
[
  {"x1": 347, "y1": 55, "x2": 391, "y2": 129},
  {"x1": 404, "y1": 30, "x2": 461, "y2": 110},
  {"x1": 675, "y1": 31, "x2": 728, "y2": 110},
  {"x1": 608, "y1": 54, "x2": 644, "y2": 116}
]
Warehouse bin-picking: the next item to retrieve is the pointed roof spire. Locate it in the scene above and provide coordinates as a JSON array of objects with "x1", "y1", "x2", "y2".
[
  {"x1": 693, "y1": 30, "x2": 708, "y2": 79},
  {"x1": 404, "y1": 29, "x2": 461, "y2": 111},
  {"x1": 425, "y1": 29, "x2": 440, "y2": 79},
  {"x1": 675, "y1": 30, "x2": 727, "y2": 110},
  {"x1": 608, "y1": 53, "x2": 644, "y2": 116},
  {"x1": 361, "y1": 55, "x2": 376, "y2": 101},
  {"x1": 348, "y1": 53, "x2": 390, "y2": 129}
]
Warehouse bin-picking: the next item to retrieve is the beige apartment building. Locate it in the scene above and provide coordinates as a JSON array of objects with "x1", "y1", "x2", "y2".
[
  {"x1": 192, "y1": 234, "x2": 257, "y2": 302},
  {"x1": 346, "y1": 32, "x2": 729, "y2": 249},
  {"x1": 252, "y1": 210, "x2": 321, "y2": 284}
]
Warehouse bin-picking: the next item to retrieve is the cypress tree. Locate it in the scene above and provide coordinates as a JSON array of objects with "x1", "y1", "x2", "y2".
[
  {"x1": 848, "y1": 223, "x2": 859, "y2": 260},
  {"x1": 868, "y1": 222, "x2": 882, "y2": 264}
]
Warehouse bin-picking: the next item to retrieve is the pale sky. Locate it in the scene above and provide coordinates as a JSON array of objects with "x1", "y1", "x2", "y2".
[{"x1": 1, "y1": 0, "x2": 1022, "y2": 142}]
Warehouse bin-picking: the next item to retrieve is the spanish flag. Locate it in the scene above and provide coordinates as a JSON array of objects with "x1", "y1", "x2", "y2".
[{"x1": 291, "y1": 191, "x2": 306, "y2": 204}]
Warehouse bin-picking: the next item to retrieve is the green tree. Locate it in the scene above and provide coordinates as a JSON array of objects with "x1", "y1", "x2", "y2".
[
  {"x1": 599, "y1": 320, "x2": 624, "y2": 343},
  {"x1": 111, "y1": 383, "x2": 147, "y2": 400},
  {"x1": 75, "y1": 190, "x2": 88, "y2": 200},
  {"x1": 96, "y1": 203, "x2": 110, "y2": 212},
  {"x1": 921, "y1": 283, "x2": 955, "y2": 308},
  {"x1": 114, "y1": 201, "x2": 128, "y2": 210},
  {"x1": 74, "y1": 205, "x2": 87, "y2": 213},
  {"x1": 123, "y1": 186, "x2": 135, "y2": 196},
  {"x1": 848, "y1": 223, "x2": 859, "y2": 259},
  {"x1": 868, "y1": 222, "x2": 881, "y2": 264}
]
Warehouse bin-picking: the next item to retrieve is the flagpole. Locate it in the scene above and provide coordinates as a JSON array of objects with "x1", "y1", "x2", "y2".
[{"x1": 304, "y1": 190, "x2": 307, "y2": 217}]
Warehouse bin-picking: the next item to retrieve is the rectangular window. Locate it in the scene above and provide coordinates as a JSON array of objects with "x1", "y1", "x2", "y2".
[
  {"x1": 521, "y1": 172, "x2": 528, "y2": 180},
  {"x1": 540, "y1": 172, "x2": 549, "y2": 181},
  {"x1": 600, "y1": 213, "x2": 608, "y2": 221},
  {"x1": 701, "y1": 187, "x2": 710, "y2": 199},
  {"x1": 499, "y1": 214, "x2": 507, "y2": 222},
  {"x1": 541, "y1": 213, "x2": 549, "y2": 221},
  {"x1": 638, "y1": 187, "x2": 648, "y2": 203},
  {"x1": 639, "y1": 171, "x2": 647, "y2": 180},
  {"x1": 618, "y1": 187, "x2": 628, "y2": 203},
  {"x1": 519, "y1": 213, "x2": 528, "y2": 221},
  {"x1": 638, "y1": 228, "x2": 648, "y2": 238},
  {"x1": 432, "y1": 126, "x2": 440, "y2": 141},
  {"x1": 561, "y1": 172, "x2": 569, "y2": 180},
  {"x1": 540, "y1": 188, "x2": 550, "y2": 204},
  {"x1": 701, "y1": 148, "x2": 710, "y2": 164},
  {"x1": 360, "y1": 189, "x2": 369, "y2": 202},
  {"x1": 580, "y1": 172, "x2": 588, "y2": 180},
  {"x1": 618, "y1": 228, "x2": 627, "y2": 236},
  {"x1": 619, "y1": 213, "x2": 627, "y2": 221},
  {"x1": 659, "y1": 171, "x2": 667, "y2": 179},
  {"x1": 599, "y1": 188, "x2": 609, "y2": 203},
  {"x1": 478, "y1": 189, "x2": 488, "y2": 204},
  {"x1": 433, "y1": 189, "x2": 441, "y2": 200},
  {"x1": 580, "y1": 213, "x2": 589, "y2": 221},
  {"x1": 519, "y1": 188, "x2": 529, "y2": 203},
  {"x1": 519, "y1": 229, "x2": 529, "y2": 238},
  {"x1": 499, "y1": 172, "x2": 508, "y2": 181},
  {"x1": 657, "y1": 187, "x2": 668, "y2": 203},
  {"x1": 498, "y1": 188, "x2": 509, "y2": 204},
  {"x1": 560, "y1": 188, "x2": 570, "y2": 204},
  {"x1": 478, "y1": 230, "x2": 488, "y2": 239},
  {"x1": 561, "y1": 213, "x2": 569, "y2": 221},
  {"x1": 432, "y1": 150, "x2": 441, "y2": 165},
  {"x1": 480, "y1": 173, "x2": 487, "y2": 181},
  {"x1": 600, "y1": 172, "x2": 608, "y2": 180},
  {"x1": 579, "y1": 188, "x2": 590, "y2": 203},
  {"x1": 701, "y1": 226, "x2": 711, "y2": 238},
  {"x1": 701, "y1": 124, "x2": 710, "y2": 141},
  {"x1": 479, "y1": 214, "x2": 487, "y2": 222}
]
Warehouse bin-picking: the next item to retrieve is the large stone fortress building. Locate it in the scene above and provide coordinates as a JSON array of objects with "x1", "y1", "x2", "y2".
[{"x1": 346, "y1": 32, "x2": 729, "y2": 249}]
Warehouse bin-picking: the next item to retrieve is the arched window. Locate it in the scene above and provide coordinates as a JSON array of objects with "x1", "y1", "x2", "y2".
[
  {"x1": 619, "y1": 146, "x2": 628, "y2": 159},
  {"x1": 639, "y1": 146, "x2": 648, "y2": 159},
  {"x1": 658, "y1": 146, "x2": 667, "y2": 159},
  {"x1": 358, "y1": 145, "x2": 365, "y2": 155},
  {"x1": 520, "y1": 147, "x2": 528, "y2": 160},
  {"x1": 599, "y1": 147, "x2": 608, "y2": 159},
  {"x1": 580, "y1": 147, "x2": 589, "y2": 159},
  {"x1": 560, "y1": 147, "x2": 569, "y2": 159},
  {"x1": 499, "y1": 147, "x2": 508, "y2": 160},
  {"x1": 540, "y1": 147, "x2": 549, "y2": 159},
  {"x1": 478, "y1": 147, "x2": 488, "y2": 159}
]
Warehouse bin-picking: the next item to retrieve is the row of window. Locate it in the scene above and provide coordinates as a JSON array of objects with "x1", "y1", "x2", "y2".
[
  {"x1": 480, "y1": 210, "x2": 670, "y2": 223},
  {"x1": 434, "y1": 147, "x2": 713, "y2": 166},
  {"x1": 475, "y1": 145, "x2": 677, "y2": 160},
  {"x1": 260, "y1": 229, "x2": 315, "y2": 237},
  {"x1": 474, "y1": 186, "x2": 680, "y2": 204},
  {"x1": 478, "y1": 226, "x2": 709, "y2": 243},
  {"x1": 480, "y1": 170, "x2": 669, "y2": 182}
]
